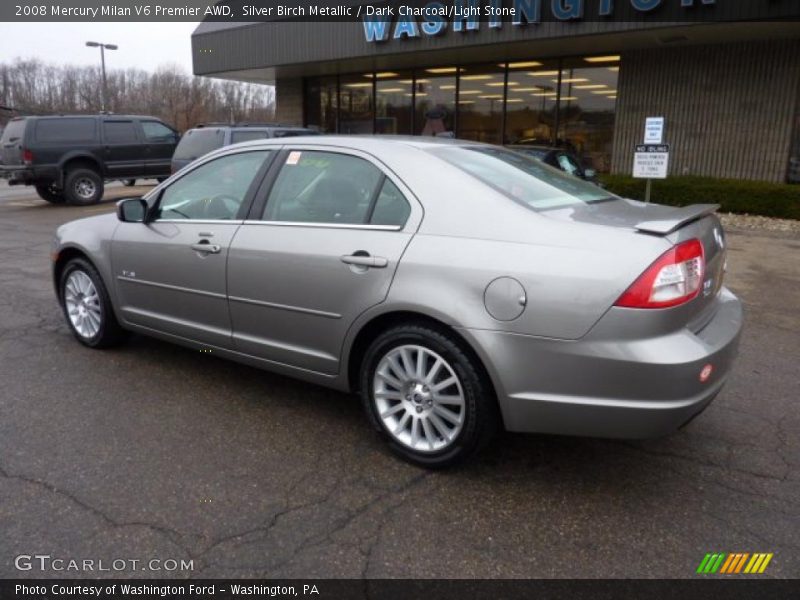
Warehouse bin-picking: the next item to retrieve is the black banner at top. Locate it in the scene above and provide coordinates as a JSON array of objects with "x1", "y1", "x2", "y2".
[{"x1": 2, "y1": 0, "x2": 800, "y2": 22}]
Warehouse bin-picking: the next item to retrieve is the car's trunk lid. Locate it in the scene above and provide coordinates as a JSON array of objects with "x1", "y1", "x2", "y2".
[{"x1": 544, "y1": 198, "x2": 728, "y2": 330}]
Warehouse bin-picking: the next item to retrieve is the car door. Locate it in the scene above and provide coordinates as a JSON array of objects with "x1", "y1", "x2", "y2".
[
  {"x1": 227, "y1": 147, "x2": 421, "y2": 374},
  {"x1": 111, "y1": 149, "x2": 274, "y2": 347},
  {"x1": 140, "y1": 120, "x2": 179, "y2": 177},
  {"x1": 102, "y1": 119, "x2": 145, "y2": 177}
]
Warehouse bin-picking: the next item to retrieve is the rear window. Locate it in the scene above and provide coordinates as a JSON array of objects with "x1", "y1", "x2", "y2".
[
  {"x1": 173, "y1": 128, "x2": 225, "y2": 160},
  {"x1": 1, "y1": 119, "x2": 26, "y2": 143},
  {"x1": 430, "y1": 146, "x2": 611, "y2": 210},
  {"x1": 230, "y1": 130, "x2": 269, "y2": 144},
  {"x1": 35, "y1": 118, "x2": 96, "y2": 143}
]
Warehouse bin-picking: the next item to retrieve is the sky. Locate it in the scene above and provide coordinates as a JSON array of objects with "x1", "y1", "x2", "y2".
[{"x1": 0, "y1": 22, "x2": 199, "y2": 73}]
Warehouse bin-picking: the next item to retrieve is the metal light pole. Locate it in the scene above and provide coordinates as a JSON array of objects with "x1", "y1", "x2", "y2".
[{"x1": 85, "y1": 41, "x2": 118, "y2": 112}]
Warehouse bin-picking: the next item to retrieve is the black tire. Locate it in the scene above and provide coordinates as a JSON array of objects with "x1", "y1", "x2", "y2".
[
  {"x1": 34, "y1": 182, "x2": 65, "y2": 204},
  {"x1": 122, "y1": 179, "x2": 136, "y2": 187},
  {"x1": 63, "y1": 168, "x2": 104, "y2": 206},
  {"x1": 360, "y1": 323, "x2": 498, "y2": 469},
  {"x1": 156, "y1": 177, "x2": 168, "y2": 183},
  {"x1": 59, "y1": 257, "x2": 128, "y2": 348}
]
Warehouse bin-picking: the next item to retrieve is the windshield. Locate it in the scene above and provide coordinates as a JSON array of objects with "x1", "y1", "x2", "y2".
[{"x1": 431, "y1": 146, "x2": 612, "y2": 210}]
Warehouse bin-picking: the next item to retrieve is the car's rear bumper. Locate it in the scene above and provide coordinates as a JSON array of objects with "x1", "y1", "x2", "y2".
[
  {"x1": 462, "y1": 287, "x2": 743, "y2": 439},
  {"x1": 0, "y1": 166, "x2": 34, "y2": 185}
]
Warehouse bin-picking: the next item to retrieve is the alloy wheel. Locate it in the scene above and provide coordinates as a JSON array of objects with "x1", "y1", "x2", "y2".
[
  {"x1": 373, "y1": 344, "x2": 465, "y2": 453},
  {"x1": 64, "y1": 270, "x2": 103, "y2": 338},
  {"x1": 73, "y1": 177, "x2": 96, "y2": 200}
]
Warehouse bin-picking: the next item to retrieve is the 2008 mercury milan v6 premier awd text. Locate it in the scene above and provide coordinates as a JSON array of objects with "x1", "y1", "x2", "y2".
[{"x1": 51, "y1": 136, "x2": 743, "y2": 467}]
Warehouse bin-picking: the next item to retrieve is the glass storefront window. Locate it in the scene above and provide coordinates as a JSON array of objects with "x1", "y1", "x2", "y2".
[
  {"x1": 374, "y1": 71, "x2": 413, "y2": 135},
  {"x1": 557, "y1": 56, "x2": 620, "y2": 173},
  {"x1": 457, "y1": 65, "x2": 505, "y2": 145},
  {"x1": 415, "y1": 68, "x2": 456, "y2": 137},
  {"x1": 304, "y1": 55, "x2": 620, "y2": 163},
  {"x1": 304, "y1": 76, "x2": 337, "y2": 133},
  {"x1": 504, "y1": 60, "x2": 560, "y2": 144},
  {"x1": 339, "y1": 74, "x2": 374, "y2": 134}
]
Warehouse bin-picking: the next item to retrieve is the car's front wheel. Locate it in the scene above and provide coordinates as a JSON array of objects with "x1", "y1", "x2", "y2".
[
  {"x1": 59, "y1": 258, "x2": 127, "y2": 348},
  {"x1": 360, "y1": 324, "x2": 497, "y2": 468}
]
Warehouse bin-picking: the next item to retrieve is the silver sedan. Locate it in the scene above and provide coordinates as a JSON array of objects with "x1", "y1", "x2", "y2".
[{"x1": 52, "y1": 136, "x2": 743, "y2": 467}]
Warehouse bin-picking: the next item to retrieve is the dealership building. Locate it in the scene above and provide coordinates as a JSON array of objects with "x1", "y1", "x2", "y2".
[{"x1": 192, "y1": 1, "x2": 800, "y2": 182}]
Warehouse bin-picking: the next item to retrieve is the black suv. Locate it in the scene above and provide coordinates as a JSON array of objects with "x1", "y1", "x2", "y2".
[{"x1": 0, "y1": 114, "x2": 179, "y2": 205}]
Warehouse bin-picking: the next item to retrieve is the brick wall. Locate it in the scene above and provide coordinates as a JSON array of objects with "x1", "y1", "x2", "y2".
[
  {"x1": 612, "y1": 39, "x2": 800, "y2": 183},
  {"x1": 275, "y1": 78, "x2": 304, "y2": 126}
]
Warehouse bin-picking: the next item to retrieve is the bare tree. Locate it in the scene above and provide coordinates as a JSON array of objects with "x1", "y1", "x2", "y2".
[{"x1": 0, "y1": 58, "x2": 275, "y2": 130}]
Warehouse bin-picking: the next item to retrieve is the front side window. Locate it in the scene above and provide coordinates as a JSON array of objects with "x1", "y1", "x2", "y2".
[
  {"x1": 156, "y1": 151, "x2": 270, "y2": 221},
  {"x1": 264, "y1": 151, "x2": 384, "y2": 225},
  {"x1": 103, "y1": 121, "x2": 138, "y2": 144},
  {"x1": 142, "y1": 121, "x2": 175, "y2": 142},
  {"x1": 432, "y1": 146, "x2": 611, "y2": 210}
]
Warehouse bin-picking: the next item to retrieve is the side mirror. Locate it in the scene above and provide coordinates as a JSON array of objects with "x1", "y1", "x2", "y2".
[
  {"x1": 117, "y1": 197, "x2": 148, "y2": 223},
  {"x1": 584, "y1": 168, "x2": 597, "y2": 179}
]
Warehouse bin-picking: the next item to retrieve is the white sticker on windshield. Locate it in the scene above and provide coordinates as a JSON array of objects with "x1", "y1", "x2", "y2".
[{"x1": 286, "y1": 151, "x2": 302, "y2": 165}]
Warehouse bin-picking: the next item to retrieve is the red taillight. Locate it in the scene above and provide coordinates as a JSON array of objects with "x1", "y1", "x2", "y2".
[
  {"x1": 615, "y1": 239, "x2": 705, "y2": 309},
  {"x1": 22, "y1": 149, "x2": 34, "y2": 164}
]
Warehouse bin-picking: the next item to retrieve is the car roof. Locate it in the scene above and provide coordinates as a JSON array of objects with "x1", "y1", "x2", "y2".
[
  {"x1": 219, "y1": 134, "x2": 486, "y2": 153},
  {"x1": 13, "y1": 114, "x2": 163, "y2": 121}
]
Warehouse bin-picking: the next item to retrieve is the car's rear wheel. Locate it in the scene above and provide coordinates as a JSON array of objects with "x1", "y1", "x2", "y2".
[
  {"x1": 360, "y1": 324, "x2": 497, "y2": 468},
  {"x1": 59, "y1": 258, "x2": 127, "y2": 348},
  {"x1": 122, "y1": 179, "x2": 136, "y2": 187},
  {"x1": 64, "y1": 168, "x2": 103, "y2": 205},
  {"x1": 34, "y1": 182, "x2": 65, "y2": 204}
]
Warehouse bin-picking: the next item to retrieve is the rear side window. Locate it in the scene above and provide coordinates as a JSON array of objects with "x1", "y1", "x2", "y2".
[
  {"x1": 370, "y1": 179, "x2": 411, "y2": 227},
  {"x1": 1, "y1": 119, "x2": 26, "y2": 143},
  {"x1": 264, "y1": 151, "x2": 382, "y2": 225},
  {"x1": 231, "y1": 130, "x2": 269, "y2": 144},
  {"x1": 103, "y1": 121, "x2": 138, "y2": 143},
  {"x1": 35, "y1": 118, "x2": 96, "y2": 143},
  {"x1": 173, "y1": 129, "x2": 225, "y2": 160}
]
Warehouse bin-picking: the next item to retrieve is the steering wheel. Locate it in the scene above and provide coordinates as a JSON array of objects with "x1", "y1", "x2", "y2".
[{"x1": 202, "y1": 194, "x2": 240, "y2": 219}]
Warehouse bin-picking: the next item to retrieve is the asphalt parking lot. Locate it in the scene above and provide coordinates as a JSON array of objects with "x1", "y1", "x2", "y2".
[{"x1": 0, "y1": 181, "x2": 798, "y2": 579}]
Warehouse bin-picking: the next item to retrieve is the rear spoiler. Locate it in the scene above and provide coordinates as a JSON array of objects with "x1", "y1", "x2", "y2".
[{"x1": 635, "y1": 204, "x2": 720, "y2": 235}]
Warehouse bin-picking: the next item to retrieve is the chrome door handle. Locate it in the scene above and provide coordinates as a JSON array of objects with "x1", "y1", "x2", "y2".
[
  {"x1": 191, "y1": 242, "x2": 221, "y2": 254},
  {"x1": 340, "y1": 254, "x2": 388, "y2": 268}
]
